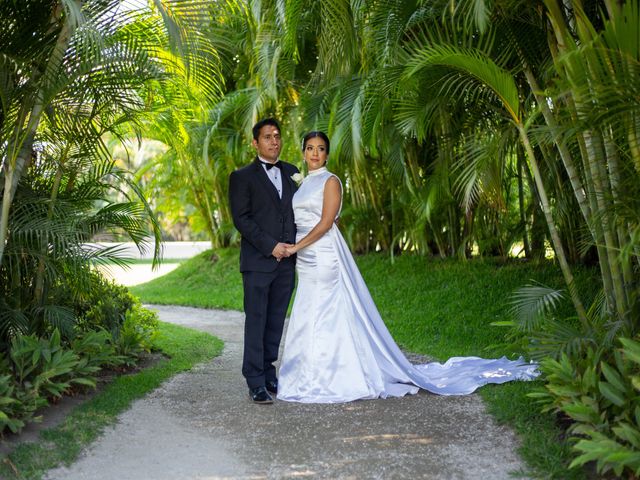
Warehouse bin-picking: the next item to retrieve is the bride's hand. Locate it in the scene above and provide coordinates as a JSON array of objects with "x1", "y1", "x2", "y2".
[{"x1": 285, "y1": 244, "x2": 297, "y2": 255}]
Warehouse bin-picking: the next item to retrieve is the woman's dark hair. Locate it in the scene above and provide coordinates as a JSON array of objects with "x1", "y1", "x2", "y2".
[
  {"x1": 252, "y1": 118, "x2": 280, "y2": 141},
  {"x1": 302, "y1": 131, "x2": 330, "y2": 155}
]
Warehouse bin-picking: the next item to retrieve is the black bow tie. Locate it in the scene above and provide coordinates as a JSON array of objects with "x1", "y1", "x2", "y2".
[{"x1": 263, "y1": 161, "x2": 281, "y2": 170}]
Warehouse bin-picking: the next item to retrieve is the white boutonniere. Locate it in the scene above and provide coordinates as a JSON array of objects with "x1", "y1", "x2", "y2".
[{"x1": 291, "y1": 172, "x2": 304, "y2": 186}]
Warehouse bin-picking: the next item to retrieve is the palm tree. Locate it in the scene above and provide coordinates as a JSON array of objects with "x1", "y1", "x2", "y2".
[
  {"x1": 0, "y1": 0, "x2": 226, "y2": 339},
  {"x1": 411, "y1": 0, "x2": 639, "y2": 327},
  {"x1": 0, "y1": 156, "x2": 160, "y2": 341},
  {"x1": 137, "y1": 0, "x2": 313, "y2": 248},
  {"x1": 0, "y1": 0, "x2": 225, "y2": 268}
]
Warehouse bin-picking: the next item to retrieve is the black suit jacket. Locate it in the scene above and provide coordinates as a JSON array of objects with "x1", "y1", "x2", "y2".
[{"x1": 229, "y1": 158, "x2": 299, "y2": 272}]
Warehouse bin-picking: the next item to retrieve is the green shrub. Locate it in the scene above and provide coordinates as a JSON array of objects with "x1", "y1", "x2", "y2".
[
  {"x1": 127, "y1": 303, "x2": 159, "y2": 351},
  {"x1": 0, "y1": 329, "x2": 101, "y2": 435},
  {"x1": 71, "y1": 329, "x2": 126, "y2": 370},
  {"x1": 532, "y1": 337, "x2": 640, "y2": 478},
  {"x1": 0, "y1": 373, "x2": 27, "y2": 434},
  {"x1": 0, "y1": 306, "x2": 160, "y2": 435},
  {"x1": 0, "y1": 259, "x2": 162, "y2": 435},
  {"x1": 0, "y1": 353, "x2": 46, "y2": 434},
  {"x1": 115, "y1": 303, "x2": 159, "y2": 365},
  {"x1": 10, "y1": 329, "x2": 98, "y2": 398},
  {"x1": 74, "y1": 272, "x2": 136, "y2": 336}
]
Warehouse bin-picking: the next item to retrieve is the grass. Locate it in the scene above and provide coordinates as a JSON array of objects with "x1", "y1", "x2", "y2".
[
  {"x1": 481, "y1": 381, "x2": 584, "y2": 479},
  {"x1": 130, "y1": 249, "x2": 243, "y2": 309},
  {"x1": 131, "y1": 247, "x2": 598, "y2": 478},
  {"x1": 0, "y1": 322, "x2": 223, "y2": 480},
  {"x1": 355, "y1": 254, "x2": 596, "y2": 360},
  {"x1": 124, "y1": 258, "x2": 185, "y2": 265}
]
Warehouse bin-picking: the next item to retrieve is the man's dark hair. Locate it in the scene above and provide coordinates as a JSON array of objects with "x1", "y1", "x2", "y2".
[
  {"x1": 302, "y1": 131, "x2": 331, "y2": 155},
  {"x1": 252, "y1": 118, "x2": 281, "y2": 141}
]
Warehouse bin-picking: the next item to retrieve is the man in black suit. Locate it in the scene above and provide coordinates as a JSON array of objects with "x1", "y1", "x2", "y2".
[{"x1": 228, "y1": 118, "x2": 299, "y2": 404}]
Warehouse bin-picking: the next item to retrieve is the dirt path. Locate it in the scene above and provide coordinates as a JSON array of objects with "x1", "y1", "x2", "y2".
[{"x1": 45, "y1": 305, "x2": 530, "y2": 479}]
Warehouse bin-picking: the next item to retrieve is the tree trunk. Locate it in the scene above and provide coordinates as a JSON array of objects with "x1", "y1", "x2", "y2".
[
  {"x1": 519, "y1": 144, "x2": 545, "y2": 260},
  {"x1": 602, "y1": 128, "x2": 633, "y2": 312},
  {"x1": 544, "y1": 0, "x2": 628, "y2": 318},
  {"x1": 0, "y1": 2, "x2": 76, "y2": 268},
  {"x1": 522, "y1": 66, "x2": 591, "y2": 226},
  {"x1": 583, "y1": 128, "x2": 627, "y2": 317},
  {"x1": 627, "y1": 114, "x2": 640, "y2": 175},
  {"x1": 517, "y1": 124, "x2": 588, "y2": 325}
]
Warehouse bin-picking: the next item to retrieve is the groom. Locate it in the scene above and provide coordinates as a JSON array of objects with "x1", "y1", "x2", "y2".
[{"x1": 228, "y1": 118, "x2": 299, "y2": 404}]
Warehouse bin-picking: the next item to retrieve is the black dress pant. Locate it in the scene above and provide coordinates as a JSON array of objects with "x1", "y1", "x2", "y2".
[{"x1": 241, "y1": 260, "x2": 295, "y2": 389}]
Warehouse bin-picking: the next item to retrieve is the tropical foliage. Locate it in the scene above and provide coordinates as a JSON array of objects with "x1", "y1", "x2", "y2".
[
  {"x1": 0, "y1": 0, "x2": 224, "y2": 332},
  {"x1": 2, "y1": 0, "x2": 639, "y2": 475},
  {"x1": 0, "y1": 0, "x2": 218, "y2": 433},
  {"x1": 141, "y1": 0, "x2": 638, "y2": 330},
  {"x1": 0, "y1": 301, "x2": 159, "y2": 435},
  {"x1": 532, "y1": 336, "x2": 640, "y2": 478}
]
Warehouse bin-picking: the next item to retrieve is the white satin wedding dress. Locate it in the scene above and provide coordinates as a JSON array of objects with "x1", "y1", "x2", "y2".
[{"x1": 278, "y1": 167, "x2": 538, "y2": 403}]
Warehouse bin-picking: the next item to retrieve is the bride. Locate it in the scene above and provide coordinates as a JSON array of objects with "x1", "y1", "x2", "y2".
[{"x1": 277, "y1": 131, "x2": 538, "y2": 403}]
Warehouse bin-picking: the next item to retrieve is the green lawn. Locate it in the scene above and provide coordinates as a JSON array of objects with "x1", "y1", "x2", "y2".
[
  {"x1": 132, "y1": 247, "x2": 596, "y2": 478},
  {"x1": 130, "y1": 249, "x2": 243, "y2": 309}
]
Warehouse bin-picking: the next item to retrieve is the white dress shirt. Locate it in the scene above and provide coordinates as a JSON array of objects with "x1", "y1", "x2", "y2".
[{"x1": 258, "y1": 156, "x2": 283, "y2": 199}]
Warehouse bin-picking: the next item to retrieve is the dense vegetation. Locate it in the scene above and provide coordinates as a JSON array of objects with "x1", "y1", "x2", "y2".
[
  {"x1": 0, "y1": 1, "x2": 202, "y2": 437},
  {"x1": 1, "y1": 1, "x2": 639, "y2": 477},
  {"x1": 0, "y1": 322, "x2": 223, "y2": 480}
]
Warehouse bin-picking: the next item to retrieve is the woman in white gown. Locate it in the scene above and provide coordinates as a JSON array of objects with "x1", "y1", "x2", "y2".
[{"x1": 277, "y1": 132, "x2": 538, "y2": 403}]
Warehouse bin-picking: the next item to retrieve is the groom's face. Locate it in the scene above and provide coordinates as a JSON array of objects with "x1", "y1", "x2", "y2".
[{"x1": 253, "y1": 125, "x2": 282, "y2": 163}]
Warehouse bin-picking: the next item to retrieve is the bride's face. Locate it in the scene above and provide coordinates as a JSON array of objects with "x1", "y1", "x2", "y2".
[{"x1": 304, "y1": 137, "x2": 328, "y2": 171}]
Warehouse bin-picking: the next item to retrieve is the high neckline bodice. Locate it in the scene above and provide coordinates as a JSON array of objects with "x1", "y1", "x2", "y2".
[{"x1": 307, "y1": 167, "x2": 328, "y2": 176}]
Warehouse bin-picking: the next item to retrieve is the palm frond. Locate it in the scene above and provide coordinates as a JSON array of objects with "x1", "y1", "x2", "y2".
[
  {"x1": 0, "y1": 307, "x2": 29, "y2": 340},
  {"x1": 404, "y1": 43, "x2": 520, "y2": 123},
  {"x1": 33, "y1": 304, "x2": 76, "y2": 337},
  {"x1": 530, "y1": 318, "x2": 599, "y2": 360},
  {"x1": 510, "y1": 282, "x2": 565, "y2": 332}
]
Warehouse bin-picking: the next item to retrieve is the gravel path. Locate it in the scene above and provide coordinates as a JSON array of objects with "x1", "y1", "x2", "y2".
[{"x1": 45, "y1": 305, "x2": 530, "y2": 480}]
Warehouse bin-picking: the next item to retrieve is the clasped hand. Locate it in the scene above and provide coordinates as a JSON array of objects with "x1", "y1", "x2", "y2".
[{"x1": 272, "y1": 242, "x2": 297, "y2": 261}]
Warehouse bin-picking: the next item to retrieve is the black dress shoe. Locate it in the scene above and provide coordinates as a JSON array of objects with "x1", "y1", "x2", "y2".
[
  {"x1": 265, "y1": 379, "x2": 278, "y2": 395},
  {"x1": 249, "y1": 386, "x2": 273, "y2": 404}
]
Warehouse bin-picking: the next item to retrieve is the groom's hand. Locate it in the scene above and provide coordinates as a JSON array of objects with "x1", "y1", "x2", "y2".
[{"x1": 272, "y1": 242, "x2": 291, "y2": 260}]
